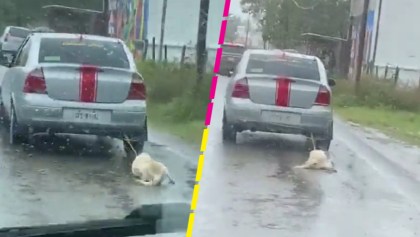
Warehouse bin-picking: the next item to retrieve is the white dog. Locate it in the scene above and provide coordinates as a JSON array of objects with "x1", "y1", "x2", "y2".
[
  {"x1": 294, "y1": 134, "x2": 337, "y2": 173},
  {"x1": 131, "y1": 152, "x2": 176, "y2": 186}
]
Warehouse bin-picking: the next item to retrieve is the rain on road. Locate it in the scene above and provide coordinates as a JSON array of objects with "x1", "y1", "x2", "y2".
[
  {"x1": 0, "y1": 124, "x2": 198, "y2": 228},
  {"x1": 193, "y1": 76, "x2": 420, "y2": 237}
]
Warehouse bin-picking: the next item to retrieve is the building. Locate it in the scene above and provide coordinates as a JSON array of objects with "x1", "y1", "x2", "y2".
[{"x1": 351, "y1": 0, "x2": 420, "y2": 86}]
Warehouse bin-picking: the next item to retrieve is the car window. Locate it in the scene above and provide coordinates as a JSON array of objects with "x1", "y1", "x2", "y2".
[
  {"x1": 12, "y1": 37, "x2": 30, "y2": 66},
  {"x1": 38, "y1": 38, "x2": 130, "y2": 69},
  {"x1": 16, "y1": 40, "x2": 31, "y2": 66},
  {"x1": 245, "y1": 53, "x2": 321, "y2": 81},
  {"x1": 9, "y1": 27, "x2": 30, "y2": 38}
]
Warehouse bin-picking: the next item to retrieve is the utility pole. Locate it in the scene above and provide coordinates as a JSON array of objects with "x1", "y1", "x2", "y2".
[
  {"x1": 371, "y1": 0, "x2": 382, "y2": 66},
  {"x1": 245, "y1": 13, "x2": 251, "y2": 48},
  {"x1": 355, "y1": 0, "x2": 370, "y2": 92},
  {"x1": 196, "y1": 0, "x2": 209, "y2": 82},
  {"x1": 158, "y1": 0, "x2": 168, "y2": 62}
]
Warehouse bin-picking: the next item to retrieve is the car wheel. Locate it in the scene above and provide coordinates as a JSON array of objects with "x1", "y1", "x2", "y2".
[
  {"x1": 9, "y1": 104, "x2": 29, "y2": 145},
  {"x1": 222, "y1": 111, "x2": 236, "y2": 143},
  {"x1": 0, "y1": 102, "x2": 5, "y2": 122},
  {"x1": 316, "y1": 139, "x2": 331, "y2": 151}
]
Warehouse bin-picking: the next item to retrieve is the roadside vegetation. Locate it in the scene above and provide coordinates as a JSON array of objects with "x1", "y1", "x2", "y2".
[
  {"x1": 138, "y1": 61, "x2": 210, "y2": 144},
  {"x1": 333, "y1": 76, "x2": 420, "y2": 146}
]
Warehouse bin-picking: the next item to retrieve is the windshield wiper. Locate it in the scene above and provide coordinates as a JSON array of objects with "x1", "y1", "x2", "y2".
[{"x1": 0, "y1": 202, "x2": 191, "y2": 237}]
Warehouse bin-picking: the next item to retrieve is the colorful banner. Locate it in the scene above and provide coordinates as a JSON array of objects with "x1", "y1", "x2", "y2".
[
  {"x1": 107, "y1": 0, "x2": 148, "y2": 59},
  {"x1": 349, "y1": 10, "x2": 376, "y2": 80}
]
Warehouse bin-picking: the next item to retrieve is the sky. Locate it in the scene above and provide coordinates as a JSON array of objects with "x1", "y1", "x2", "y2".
[{"x1": 230, "y1": 0, "x2": 246, "y2": 18}]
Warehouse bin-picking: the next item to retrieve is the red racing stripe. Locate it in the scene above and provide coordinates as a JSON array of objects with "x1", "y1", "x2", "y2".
[
  {"x1": 79, "y1": 66, "x2": 98, "y2": 102},
  {"x1": 275, "y1": 77, "x2": 291, "y2": 107}
]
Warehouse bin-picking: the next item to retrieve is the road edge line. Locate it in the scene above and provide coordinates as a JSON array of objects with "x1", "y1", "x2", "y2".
[{"x1": 185, "y1": 0, "x2": 231, "y2": 236}]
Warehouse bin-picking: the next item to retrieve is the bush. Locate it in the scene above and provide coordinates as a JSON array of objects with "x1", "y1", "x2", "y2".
[
  {"x1": 333, "y1": 75, "x2": 420, "y2": 112},
  {"x1": 137, "y1": 60, "x2": 211, "y2": 123}
]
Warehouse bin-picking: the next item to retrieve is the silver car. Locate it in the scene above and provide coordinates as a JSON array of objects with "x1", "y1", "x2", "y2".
[
  {"x1": 0, "y1": 33, "x2": 147, "y2": 155},
  {"x1": 223, "y1": 49, "x2": 336, "y2": 150}
]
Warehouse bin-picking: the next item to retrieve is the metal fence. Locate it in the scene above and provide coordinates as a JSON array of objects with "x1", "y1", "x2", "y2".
[
  {"x1": 140, "y1": 38, "x2": 217, "y2": 71},
  {"x1": 365, "y1": 63, "x2": 420, "y2": 88}
]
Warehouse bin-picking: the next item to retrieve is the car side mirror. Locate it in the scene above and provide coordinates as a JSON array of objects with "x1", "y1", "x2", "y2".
[{"x1": 328, "y1": 79, "x2": 336, "y2": 87}]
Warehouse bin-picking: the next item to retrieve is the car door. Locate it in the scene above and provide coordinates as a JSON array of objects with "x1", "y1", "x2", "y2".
[{"x1": 1, "y1": 36, "x2": 31, "y2": 115}]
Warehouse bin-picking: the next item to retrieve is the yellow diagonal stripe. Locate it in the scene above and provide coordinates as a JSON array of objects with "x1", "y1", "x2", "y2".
[
  {"x1": 200, "y1": 128, "x2": 209, "y2": 152},
  {"x1": 190, "y1": 184, "x2": 200, "y2": 211},
  {"x1": 186, "y1": 212, "x2": 195, "y2": 237},
  {"x1": 195, "y1": 154, "x2": 205, "y2": 182}
]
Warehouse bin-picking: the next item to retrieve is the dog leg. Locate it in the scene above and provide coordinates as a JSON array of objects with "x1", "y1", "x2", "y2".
[
  {"x1": 294, "y1": 164, "x2": 309, "y2": 169},
  {"x1": 325, "y1": 167, "x2": 338, "y2": 173},
  {"x1": 151, "y1": 174, "x2": 164, "y2": 186},
  {"x1": 134, "y1": 178, "x2": 153, "y2": 186}
]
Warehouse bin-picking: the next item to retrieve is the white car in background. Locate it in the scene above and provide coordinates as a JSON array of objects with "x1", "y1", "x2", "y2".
[
  {"x1": 0, "y1": 32, "x2": 148, "y2": 156},
  {"x1": 223, "y1": 49, "x2": 335, "y2": 150},
  {"x1": 0, "y1": 26, "x2": 31, "y2": 53}
]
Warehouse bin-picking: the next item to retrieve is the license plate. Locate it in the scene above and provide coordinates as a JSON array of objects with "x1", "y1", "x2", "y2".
[
  {"x1": 261, "y1": 111, "x2": 301, "y2": 125},
  {"x1": 227, "y1": 57, "x2": 235, "y2": 61},
  {"x1": 63, "y1": 109, "x2": 111, "y2": 123}
]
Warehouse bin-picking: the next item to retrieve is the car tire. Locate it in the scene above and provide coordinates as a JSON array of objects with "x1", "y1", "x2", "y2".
[
  {"x1": 9, "y1": 104, "x2": 29, "y2": 145},
  {"x1": 222, "y1": 111, "x2": 236, "y2": 143},
  {"x1": 0, "y1": 102, "x2": 5, "y2": 122},
  {"x1": 124, "y1": 119, "x2": 148, "y2": 159},
  {"x1": 316, "y1": 139, "x2": 331, "y2": 151}
]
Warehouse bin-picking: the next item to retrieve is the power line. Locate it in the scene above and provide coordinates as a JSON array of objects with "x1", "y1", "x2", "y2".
[{"x1": 289, "y1": 0, "x2": 321, "y2": 10}]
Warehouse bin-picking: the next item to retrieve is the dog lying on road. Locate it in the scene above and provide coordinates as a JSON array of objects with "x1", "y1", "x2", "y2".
[
  {"x1": 131, "y1": 152, "x2": 176, "y2": 186},
  {"x1": 294, "y1": 134, "x2": 337, "y2": 173}
]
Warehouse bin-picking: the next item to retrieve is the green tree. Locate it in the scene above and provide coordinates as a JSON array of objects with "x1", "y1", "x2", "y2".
[
  {"x1": 225, "y1": 16, "x2": 242, "y2": 42},
  {"x1": 0, "y1": 0, "x2": 17, "y2": 30},
  {"x1": 241, "y1": 0, "x2": 350, "y2": 48},
  {"x1": 15, "y1": 0, "x2": 103, "y2": 26}
]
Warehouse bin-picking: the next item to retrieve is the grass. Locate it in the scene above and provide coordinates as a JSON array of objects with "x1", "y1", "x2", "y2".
[
  {"x1": 147, "y1": 104, "x2": 205, "y2": 144},
  {"x1": 335, "y1": 106, "x2": 420, "y2": 145},
  {"x1": 333, "y1": 76, "x2": 420, "y2": 146},
  {"x1": 138, "y1": 60, "x2": 211, "y2": 144}
]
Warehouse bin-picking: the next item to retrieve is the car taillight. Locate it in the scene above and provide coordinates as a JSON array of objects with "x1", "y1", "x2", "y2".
[
  {"x1": 314, "y1": 86, "x2": 330, "y2": 106},
  {"x1": 231, "y1": 78, "x2": 249, "y2": 98},
  {"x1": 127, "y1": 73, "x2": 146, "y2": 100},
  {"x1": 23, "y1": 68, "x2": 47, "y2": 94}
]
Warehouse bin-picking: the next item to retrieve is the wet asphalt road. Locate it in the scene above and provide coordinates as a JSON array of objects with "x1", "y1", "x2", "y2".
[
  {"x1": 193, "y1": 76, "x2": 420, "y2": 237},
  {"x1": 0, "y1": 126, "x2": 198, "y2": 229},
  {"x1": 0, "y1": 66, "x2": 196, "y2": 237}
]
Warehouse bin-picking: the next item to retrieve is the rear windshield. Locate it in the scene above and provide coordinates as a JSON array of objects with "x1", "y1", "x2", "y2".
[
  {"x1": 246, "y1": 53, "x2": 320, "y2": 80},
  {"x1": 38, "y1": 38, "x2": 130, "y2": 69},
  {"x1": 9, "y1": 27, "x2": 30, "y2": 38},
  {"x1": 222, "y1": 45, "x2": 245, "y2": 55}
]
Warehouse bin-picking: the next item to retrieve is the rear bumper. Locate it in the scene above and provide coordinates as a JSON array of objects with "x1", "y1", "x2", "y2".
[
  {"x1": 14, "y1": 94, "x2": 147, "y2": 138},
  {"x1": 225, "y1": 98, "x2": 333, "y2": 139}
]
